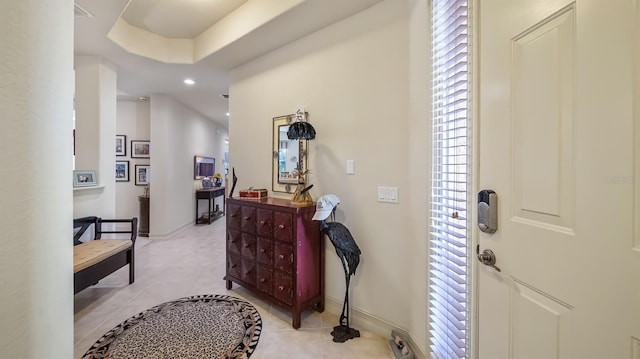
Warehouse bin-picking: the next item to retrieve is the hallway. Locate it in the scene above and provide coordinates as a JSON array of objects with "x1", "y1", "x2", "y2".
[{"x1": 73, "y1": 219, "x2": 391, "y2": 358}]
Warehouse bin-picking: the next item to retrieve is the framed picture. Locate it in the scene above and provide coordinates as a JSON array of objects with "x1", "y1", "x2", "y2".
[
  {"x1": 135, "y1": 165, "x2": 150, "y2": 186},
  {"x1": 115, "y1": 160, "x2": 129, "y2": 182},
  {"x1": 73, "y1": 170, "x2": 98, "y2": 187},
  {"x1": 116, "y1": 135, "x2": 127, "y2": 156},
  {"x1": 131, "y1": 140, "x2": 150, "y2": 158}
]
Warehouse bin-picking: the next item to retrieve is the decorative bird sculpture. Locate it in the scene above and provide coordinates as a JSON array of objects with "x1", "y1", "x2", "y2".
[
  {"x1": 229, "y1": 167, "x2": 238, "y2": 198},
  {"x1": 313, "y1": 194, "x2": 361, "y2": 343}
]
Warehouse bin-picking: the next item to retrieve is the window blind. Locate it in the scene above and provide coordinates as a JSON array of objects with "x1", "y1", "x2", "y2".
[{"x1": 429, "y1": 0, "x2": 471, "y2": 358}]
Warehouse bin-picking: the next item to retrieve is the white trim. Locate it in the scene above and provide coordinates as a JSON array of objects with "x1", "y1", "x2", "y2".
[
  {"x1": 148, "y1": 220, "x2": 195, "y2": 240},
  {"x1": 470, "y1": 0, "x2": 480, "y2": 357},
  {"x1": 72, "y1": 185, "x2": 105, "y2": 195},
  {"x1": 324, "y1": 296, "x2": 428, "y2": 359}
]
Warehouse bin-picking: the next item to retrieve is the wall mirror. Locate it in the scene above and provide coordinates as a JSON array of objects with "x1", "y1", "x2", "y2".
[
  {"x1": 194, "y1": 156, "x2": 215, "y2": 179},
  {"x1": 273, "y1": 114, "x2": 307, "y2": 193}
]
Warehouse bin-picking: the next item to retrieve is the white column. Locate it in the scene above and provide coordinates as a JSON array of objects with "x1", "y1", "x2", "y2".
[{"x1": 0, "y1": 1, "x2": 74, "y2": 358}]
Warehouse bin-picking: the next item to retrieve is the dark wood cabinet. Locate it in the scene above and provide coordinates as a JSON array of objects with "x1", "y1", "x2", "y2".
[
  {"x1": 225, "y1": 197, "x2": 324, "y2": 328},
  {"x1": 138, "y1": 196, "x2": 149, "y2": 237}
]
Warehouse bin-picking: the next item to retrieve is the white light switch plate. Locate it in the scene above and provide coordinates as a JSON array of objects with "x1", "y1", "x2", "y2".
[
  {"x1": 346, "y1": 160, "x2": 355, "y2": 175},
  {"x1": 377, "y1": 186, "x2": 399, "y2": 203}
]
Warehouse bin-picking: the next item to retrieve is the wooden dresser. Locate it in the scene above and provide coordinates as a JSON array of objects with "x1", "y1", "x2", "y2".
[{"x1": 225, "y1": 197, "x2": 324, "y2": 328}]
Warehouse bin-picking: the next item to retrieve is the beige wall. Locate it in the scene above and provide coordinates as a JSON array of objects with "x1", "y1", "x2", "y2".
[
  {"x1": 229, "y1": 0, "x2": 429, "y2": 354},
  {"x1": 149, "y1": 94, "x2": 228, "y2": 237},
  {"x1": 115, "y1": 100, "x2": 151, "y2": 219},
  {"x1": 73, "y1": 56, "x2": 118, "y2": 219}
]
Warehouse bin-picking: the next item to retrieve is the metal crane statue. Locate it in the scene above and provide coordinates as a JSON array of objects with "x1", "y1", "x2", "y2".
[{"x1": 313, "y1": 194, "x2": 362, "y2": 343}]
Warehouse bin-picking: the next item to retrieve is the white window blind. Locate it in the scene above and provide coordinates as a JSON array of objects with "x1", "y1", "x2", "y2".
[{"x1": 429, "y1": 0, "x2": 471, "y2": 358}]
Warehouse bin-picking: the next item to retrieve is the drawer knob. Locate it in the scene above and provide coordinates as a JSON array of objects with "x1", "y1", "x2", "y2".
[
  {"x1": 278, "y1": 254, "x2": 285, "y2": 259},
  {"x1": 260, "y1": 220, "x2": 266, "y2": 225},
  {"x1": 278, "y1": 224, "x2": 285, "y2": 229},
  {"x1": 231, "y1": 264, "x2": 237, "y2": 268},
  {"x1": 244, "y1": 216, "x2": 251, "y2": 220},
  {"x1": 278, "y1": 285, "x2": 285, "y2": 291},
  {"x1": 259, "y1": 278, "x2": 266, "y2": 283},
  {"x1": 260, "y1": 249, "x2": 266, "y2": 253}
]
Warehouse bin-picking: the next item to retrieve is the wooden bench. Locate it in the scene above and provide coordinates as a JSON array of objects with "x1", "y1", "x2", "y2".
[{"x1": 73, "y1": 216, "x2": 138, "y2": 294}]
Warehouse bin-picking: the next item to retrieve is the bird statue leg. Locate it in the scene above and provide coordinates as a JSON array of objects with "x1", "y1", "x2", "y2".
[
  {"x1": 343, "y1": 272, "x2": 351, "y2": 328},
  {"x1": 338, "y1": 257, "x2": 349, "y2": 326},
  {"x1": 330, "y1": 257, "x2": 360, "y2": 343}
]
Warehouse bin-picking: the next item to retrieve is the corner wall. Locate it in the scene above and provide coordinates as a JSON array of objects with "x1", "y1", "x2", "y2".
[{"x1": 229, "y1": 0, "x2": 429, "y2": 354}]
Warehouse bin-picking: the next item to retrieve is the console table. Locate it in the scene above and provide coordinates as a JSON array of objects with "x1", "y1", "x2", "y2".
[
  {"x1": 225, "y1": 197, "x2": 324, "y2": 328},
  {"x1": 195, "y1": 187, "x2": 225, "y2": 224}
]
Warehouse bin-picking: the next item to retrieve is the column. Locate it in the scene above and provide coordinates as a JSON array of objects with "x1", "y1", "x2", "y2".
[{"x1": 0, "y1": 1, "x2": 74, "y2": 357}]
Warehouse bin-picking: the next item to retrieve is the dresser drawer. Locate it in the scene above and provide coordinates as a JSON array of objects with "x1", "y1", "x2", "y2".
[
  {"x1": 241, "y1": 233, "x2": 256, "y2": 259},
  {"x1": 227, "y1": 252, "x2": 241, "y2": 279},
  {"x1": 256, "y1": 265, "x2": 273, "y2": 296},
  {"x1": 227, "y1": 230, "x2": 242, "y2": 255},
  {"x1": 241, "y1": 258, "x2": 256, "y2": 286},
  {"x1": 274, "y1": 242, "x2": 293, "y2": 273},
  {"x1": 241, "y1": 206, "x2": 256, "y2": 233},
  {"x1": 274, "y1": 271, "x2": 293, "y2": 305},
  {"x1": 256, "y1": 209, "x2": 274, "y2": 237},
  {"x1": 227, "y1": 203, "x2": 241, "y2": 229},
  {"x1": 256, "y1": 237, "x2": 274, "y2": 265},
  {"x1": 274, "y1": 211, "x2": 293, "y2": 242}
]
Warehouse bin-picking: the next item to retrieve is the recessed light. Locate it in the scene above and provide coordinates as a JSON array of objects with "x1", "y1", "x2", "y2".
[
  {"x1": 226, "y1": 113, "x2": 230, "y2": 116},
  {"x1": 184, "y1": 79, "x2": 195, "y2": 85}
]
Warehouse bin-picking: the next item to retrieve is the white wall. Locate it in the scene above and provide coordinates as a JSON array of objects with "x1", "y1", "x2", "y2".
[
  {"x1": 115, "y1": 100, "x2": 151, "y2": 219},
  {"x1": 229, "y1": 0, "x2": 429, "y2": 354},
  {"x1": 0, "y1": 0, "x2": 74, "y2": 357},
  {"x1": 73, "y1": 56, "x2": 118, "y2": 219},
  {"x1": 149, "y1": 94, "x2": 228, "y2": 237}
]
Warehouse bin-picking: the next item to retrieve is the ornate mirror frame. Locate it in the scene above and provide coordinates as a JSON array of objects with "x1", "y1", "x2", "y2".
[{"x1": 272, "y1": 114, "x2": 307, "y2": 194}]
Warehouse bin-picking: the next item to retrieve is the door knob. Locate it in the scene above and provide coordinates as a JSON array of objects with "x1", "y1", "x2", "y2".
[{"x1": 476, "y1": 246, "x2": 501, "y2": 272}]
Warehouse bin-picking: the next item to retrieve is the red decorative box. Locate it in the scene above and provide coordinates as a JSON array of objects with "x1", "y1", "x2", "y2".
[{"x1": 239, "y1": 188, "x2": 268, "y2": 198}]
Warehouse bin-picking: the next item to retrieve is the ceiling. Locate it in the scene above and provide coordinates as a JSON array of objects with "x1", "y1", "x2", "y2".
[{"x1": 73, "y1": 0, "x2": 385, "y2": 128}]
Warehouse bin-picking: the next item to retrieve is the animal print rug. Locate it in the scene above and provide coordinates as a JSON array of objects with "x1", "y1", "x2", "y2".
[{"x1": 82, "y1": 294, "x2": 262, "y2": 359}]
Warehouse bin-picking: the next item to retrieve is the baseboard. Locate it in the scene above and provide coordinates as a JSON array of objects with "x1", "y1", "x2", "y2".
[
  {"x1": 148, "y1": 221, "x2": 193, "y2": 241},
  {"x1": 324, "y1": 297, "x2": 428, "y2": 359}
]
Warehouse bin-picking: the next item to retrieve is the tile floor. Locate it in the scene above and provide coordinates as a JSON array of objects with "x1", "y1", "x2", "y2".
[{"x1": 74, "y1": 219, "x2": 392, "y2": 358}]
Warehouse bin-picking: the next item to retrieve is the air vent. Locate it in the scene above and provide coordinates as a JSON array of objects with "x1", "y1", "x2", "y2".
[{"x1": 74, "y1": 2, "x2": 94, "y2": 17}]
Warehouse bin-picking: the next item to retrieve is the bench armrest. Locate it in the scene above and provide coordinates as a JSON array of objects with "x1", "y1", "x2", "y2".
[
  {"x1": 74, "y1": 216, "x2": 138, "y2": 245},
  {"x1": 97, "y1": 217, "x2": 138, "y2": 244}
]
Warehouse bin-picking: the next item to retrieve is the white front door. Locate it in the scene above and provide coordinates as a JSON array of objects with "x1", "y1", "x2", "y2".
[{"x1": 478, "y1": 1, "x2": 640, "y2": 357}]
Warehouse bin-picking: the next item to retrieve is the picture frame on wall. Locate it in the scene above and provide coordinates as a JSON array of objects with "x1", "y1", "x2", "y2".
[
  {"x1": 116, "y1": 161, "x2": 129, "y2": 182},
  {"x1": 135, "y1": 164, "x2": 150, "y2": 186},
  {"x1": 116, "y1": 135, "x2": 127, "y2": 156},
  {"x1": 73, "y1": 170, "x2": 98, "y2": 187},
  {"x1": 131, "y1": 140, "x2": 150, "y2": 158}
]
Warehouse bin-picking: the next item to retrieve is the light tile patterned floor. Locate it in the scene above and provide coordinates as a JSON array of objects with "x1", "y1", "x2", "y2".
[{"x1": 74, "y1": 219, "x2": 392, "y2": 358}]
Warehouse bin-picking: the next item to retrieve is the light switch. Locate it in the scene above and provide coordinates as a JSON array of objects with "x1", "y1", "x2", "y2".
[
  {"x1": 346, "y1": 160, "x2": 355, "y2": 175},
  {"x1": 377, "y1": 186, "x2": 399, "y2": 203}
]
